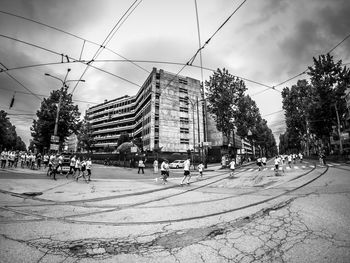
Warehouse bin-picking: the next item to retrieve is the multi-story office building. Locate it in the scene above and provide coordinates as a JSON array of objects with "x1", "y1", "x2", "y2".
[{"x1": 86, "y1": 68, "x2": 205, "y2": 153}]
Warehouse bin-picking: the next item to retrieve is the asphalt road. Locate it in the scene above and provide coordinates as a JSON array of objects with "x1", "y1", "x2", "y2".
[{"x1": 0, "y1": 160, "x2": 349, "y2": 262}]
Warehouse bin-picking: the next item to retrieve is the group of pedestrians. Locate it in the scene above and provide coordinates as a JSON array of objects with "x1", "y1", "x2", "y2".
[
  {"x1": 47, "y1": 154, "x2": 92, "y2": 182},
  {"x1": 0, "y1": 149, "x2": 43, "y2": 170},
  {"x1": 151, "y1": 158, "x2": 205, "y2": 185}
]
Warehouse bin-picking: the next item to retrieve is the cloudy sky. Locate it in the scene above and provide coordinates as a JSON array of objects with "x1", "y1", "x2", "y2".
[{"x1": 0, "y1": 0, "x2": 349, "y2": 147}]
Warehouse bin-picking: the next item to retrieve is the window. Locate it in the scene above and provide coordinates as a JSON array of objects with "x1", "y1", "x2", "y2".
[
  {"x1": 179, "y1": 87, "x2": 188, "y2": 93},
  {"x1": 180, "y1": 117, "x2": 189, "y2": 123},
  {"x1": 180, "y1": 107, "x2": 189, "y2": 113},
  {"x1": 179, "y1": 78, "x2": 188, "y2": 85},
  {"x1": 180, "y1": 138, "x2": 190, "y2": 144},
  {"x1": 179, "y1": 97, "x2": 189, "y2": 104},
  {"x1": 180, "y1": 127, "x2": 189, "y2": 134}
]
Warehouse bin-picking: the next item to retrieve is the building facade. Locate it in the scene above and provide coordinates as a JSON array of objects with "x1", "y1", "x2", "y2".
[{"x1": 86, "y1": 68, "x2": 205, "y2": 153}]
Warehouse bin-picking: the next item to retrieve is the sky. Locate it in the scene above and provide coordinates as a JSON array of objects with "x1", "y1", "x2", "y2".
[{"x1": 0, "y1": 0, "x2": 349, "y2": 147}]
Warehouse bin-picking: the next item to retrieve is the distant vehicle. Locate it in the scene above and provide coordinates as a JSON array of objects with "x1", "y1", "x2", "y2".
[{"x1": 169, "y1": 160, "x2": 185, "y2": 169}]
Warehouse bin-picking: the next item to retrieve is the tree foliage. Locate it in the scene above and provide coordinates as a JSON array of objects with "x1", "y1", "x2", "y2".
[
  {"x1": 307, "y1": 53, "x2": 350, "y2": 141},
  {"x1": 0, "y1": 110, "x2": 26, "y2": 151},
  {"x1": 205, "y1": 68, "x2": 246, "y2": 141},
  {"x1": 77, "y1": 115, "x2": 95, "y2": 153},
  {"x1": 205, "y1": 68, "x2": 277, "y2": 157},
  {"x1": 31, "y1": 88, "x2": 81, "y2": 152},
  {"x1": 281, "y1": 79, "x2": 313, "y2": 153},
  {"x1": 280, "y1": 54, "x2": 350, "y2": 154}
]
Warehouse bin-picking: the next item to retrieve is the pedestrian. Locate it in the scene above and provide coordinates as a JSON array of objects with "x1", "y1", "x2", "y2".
[
  {"x1": 74, "y1": 157, "x2": 81, "y2": 179},
  {"x1": 153, "y1": 159, "x2": 158, "y2": 174},
  {"x1": 257, "y1": 157, "x2": 262, "y2": 171},
  {"x1": 181, "y1": 158, "x2": 191, "y2": 185},
  {"x1": 138, "y1": 159, "x2": 145, "y2": 174},
  {"x1": 30, "y1": 152, "x2": 35, "y2": 169},
  {"x1": 36, "y1": 152, "x2": 42, "y2": 169},
  {"x1": 261, "y1": 156, "x2": 267, "y2": 167},
  {"x1": 47, "y1": 154, "x2": 55, "y2": 176},
  {"x1": 160, "y1": 159, "x2": 169, "y2": 184},
  {"x1": 76, "y1": 158, "x2": 88, "y2": 182},
  {"x1": 299, "y1": 153, "x2": 303, "y2": 163},
  {"x1": 51, "y1": 155, "x2": 59, "y2": 180},
  {"x1": 67, "y1": 155, "x2": 76, "y2": 178},
  {"x1": 229, "y1": 159, "x2": 235, "y2": 177},
  {"x1": 86, "y1": 158, "x2": 92, "y2": 182},
  {"x1": 0, "y1": 149, "x2": 7, "y2": 169},
  {"x1": 288, "y1": 154, "x2": 292, "y2": 168},
  {"x1": 197, "y1": 162, "x2": 204, "y2": 178},
  {"x1": 43, "y1": 153, "x2": 49, "y2": 169}
]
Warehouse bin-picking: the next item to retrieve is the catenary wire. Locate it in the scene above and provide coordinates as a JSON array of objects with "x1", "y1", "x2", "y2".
[
  {"x1": 70, "y1": 0, "x2": 143, "y2": 94},
  {"x1": 0, "y1": 9, "x2": 150, "y2": 74},
  {"x1": 0, "y1": 34, "x2": 142, "y2": 88}
]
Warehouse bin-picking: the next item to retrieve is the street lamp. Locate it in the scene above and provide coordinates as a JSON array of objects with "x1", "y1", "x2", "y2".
[{"x1": 44, "y1": 69, "x2": 85, "y2": 143}]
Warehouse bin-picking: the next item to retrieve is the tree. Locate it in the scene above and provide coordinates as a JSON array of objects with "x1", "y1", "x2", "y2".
[
  {"x1": 77, "y1": 115, "x2": 95, "y2": 153},
  {"x1": 235, "y1": 95, "x2": 261, "y2": 138},
  {"x1": 281, "y1": 79, "x2": 313, "y2": 154},
  {"x1": 307, "y1": 54, "x2": 350, "y2": 148},
  {"x1": 205, "y1": 68, "x2": 247, "y2": 145},
  {"x1": 118, "y1": 133, "x2": 130, "y2": 146},
  {"x1": 0, "y1": 110, "x2": 27, "y2": 151},
  {"x1": 31, "y1": 88, "x2": 81, "y2": 152}
]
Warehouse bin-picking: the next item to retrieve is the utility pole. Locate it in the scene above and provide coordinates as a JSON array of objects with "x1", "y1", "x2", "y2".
[
  {"x1": 45, "y1": 69, "x2": 85, "y2": 150},
  {"x1": 334, "y1": 103, "x2": 343, "y2": 155}
]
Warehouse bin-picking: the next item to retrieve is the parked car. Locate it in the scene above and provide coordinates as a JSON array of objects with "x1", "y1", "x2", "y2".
[{"x1": 169, "y1": 160, "x2": 185, "y2": 169}]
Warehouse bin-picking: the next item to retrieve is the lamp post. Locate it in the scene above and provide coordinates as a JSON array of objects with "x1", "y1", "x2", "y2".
[{"x1": 44, "y1": 69, "x2": 85, "y2": 144}]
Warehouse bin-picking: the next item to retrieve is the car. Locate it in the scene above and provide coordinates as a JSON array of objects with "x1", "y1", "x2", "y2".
[{"x1": 169, "y1": 160, "x2": 186, "y2": 169}]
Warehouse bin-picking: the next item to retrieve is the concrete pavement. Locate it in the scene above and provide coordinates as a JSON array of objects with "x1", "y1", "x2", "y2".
[{"x1": 0, "y1": 160, "x2": 349, "y2": 262}]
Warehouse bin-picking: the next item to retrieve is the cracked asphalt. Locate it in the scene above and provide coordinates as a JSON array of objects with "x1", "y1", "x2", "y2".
[{"x1": 0, "y1": 161, "x2": 349, "y2": 262}]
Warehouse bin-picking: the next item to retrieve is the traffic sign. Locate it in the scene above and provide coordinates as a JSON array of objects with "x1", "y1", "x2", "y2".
[
  {"x1": 50, "y1": 144, "x2": 59, "y2": 150},
  {"x1": 51, "y1": 135, "x2": 59, "y2": 143}
]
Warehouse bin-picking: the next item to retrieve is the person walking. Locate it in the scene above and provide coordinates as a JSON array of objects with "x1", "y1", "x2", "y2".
[
  {"x1": 74, "y1": 157, "x2": 81, "y2": 179},
  {"x1": 261, "y1": 156, "x2": 267, "y2": 168},
  {"x1": 287, "y1": 154, "x2": 292, "y2": 168},
  {"x1": 0, "y1": 149, "x2": 7, "y2": 169},
  {"x1": 181, "y1": 158, "x2": 191, "y2": 185},
  {"x1": 153, "y1": 159, "x2": 158, "y2": 174},
  {"x1": 76, "y1": 158, "x2": 88, "y2": 182},
  {"x1": 160, "y1": 159, "x2": 169, "y2": 184},
  {"x1": 86, "y1": 158, "x2": 92, "y2": 182},
  {"x1": 257, "y1": 157, "x2": 262, "y2": 171},
  {"x1": 51, "y1": 155, "x2": 59, "y2": 180},
  {"x1": 197, "y1": 162, "x2": 204, "y2": 178},
  {"x1": 43, "y1": 153, "x2": 49, "y2": 169},
  {"x1": 138, "y1": 159, "x2": 145, "y2": 174},
  {"x1": 229, "y1": 159, "x2": 236, "y2": 177},
  {"x1": 67, "y1": 155, "x2": 76, "y2": 178}
]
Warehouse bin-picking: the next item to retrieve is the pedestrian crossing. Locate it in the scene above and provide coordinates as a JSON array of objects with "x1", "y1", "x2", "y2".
[{"x1": 238, "y1": 162, "x2": 341, "y2": 172}]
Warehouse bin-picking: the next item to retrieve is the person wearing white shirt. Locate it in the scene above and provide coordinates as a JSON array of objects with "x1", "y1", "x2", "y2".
[
  {"x1": 181, "y1": 158, "x2": 191, "y2": 185},
  {"x1": 229, "y1": 159, "x2": 236, "y2": 177}
]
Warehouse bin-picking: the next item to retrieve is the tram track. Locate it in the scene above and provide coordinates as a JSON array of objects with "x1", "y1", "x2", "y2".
[{"x1": 0, "y1": 164, "x2": 327, "y2": 226}]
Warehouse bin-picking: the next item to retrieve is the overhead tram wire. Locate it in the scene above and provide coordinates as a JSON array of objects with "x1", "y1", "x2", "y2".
[
  {"x1": 2, "y1": 57, "x2": 276, "y2": 92},
  {"x1": 0, "y1": 9, "x2": 149, "y2": 74},
  {"x1": 158, "y1": 0, "x2": 249, "y2": 95},
  {"x1": 0, "y1": 86, "x2": 100, "y2": 105},
  {"x1": 71, "y1": 0, "x2": 143, "y2": 94},
  {"x1": 0, "y1": 34, "x2": 142, "y2": 88},
  {"x1": 271, "y1": 32, "x2": 350, "y2": 92},
  {"x1": 0, "y1": 62, "x2": 42, "y2": 102}
]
